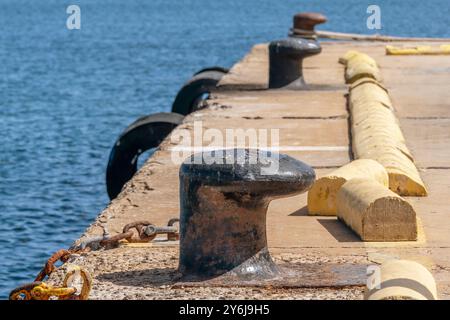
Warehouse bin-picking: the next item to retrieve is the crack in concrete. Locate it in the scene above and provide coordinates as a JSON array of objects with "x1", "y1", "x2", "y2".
[
  {"x1": 282, "y1": 115, "x2": 347, "y2": 120},
  {"x1": 402, "y1": 117, "x2": 450, "y2": 120}
]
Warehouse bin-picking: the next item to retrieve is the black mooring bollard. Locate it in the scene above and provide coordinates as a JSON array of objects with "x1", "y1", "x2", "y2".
[
  {"x1": 178, "y1": 149, "x2": 315, "y2": 280},
  {"x1": 268, "y1": 12, "x2": 327, "y2": 89},
  {"x1": 268, "y1": 38, "x2": 321, "y2": 89}
]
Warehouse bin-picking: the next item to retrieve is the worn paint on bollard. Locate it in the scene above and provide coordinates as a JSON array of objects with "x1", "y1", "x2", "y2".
[{"x1": 178, "y1": 149, "x2": 315, "y2": 280}]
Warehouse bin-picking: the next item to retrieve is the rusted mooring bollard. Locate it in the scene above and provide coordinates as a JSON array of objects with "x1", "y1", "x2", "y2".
[
  {"x1": 268, "y1": 13, "x2": 326, "y2": 89},
  {"x1": 292, "y1": 12, "x2": 328, "y2": 38},
  {"x1": 178, "y1": 149, "x2": 315, "y2": 280}
]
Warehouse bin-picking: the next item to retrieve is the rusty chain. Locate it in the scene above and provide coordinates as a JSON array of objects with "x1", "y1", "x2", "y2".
[
  {"x1": 77, "y1": 218, "x2": 180, "y2": 251},
  {"x1": 121, "y1": 218, "x2": 180, "y2": 243},
  {"x1": 10, "y1": 218, "x2": 178, "y2": 300},
  {"x1": 10, "y1": 266, "x2": 92, "y2": 300},
  {"x1": 18, "y1": 217, "x2": 180, "y2": 291},
  {"x1": 35, "y1": 249, "x2": 78, "y2": 282},
  {"x1": 9, "y1": 281, "x2": 76, "y2": 300}
]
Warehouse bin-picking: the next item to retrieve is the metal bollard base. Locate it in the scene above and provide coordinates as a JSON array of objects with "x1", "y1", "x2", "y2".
[{"x1": 174, "y1": 262, "x2": 369, "y2": 289}]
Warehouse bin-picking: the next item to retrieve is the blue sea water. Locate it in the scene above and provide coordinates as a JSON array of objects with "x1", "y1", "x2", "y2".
[{"x1": 0, "y1": 0, "x2": 449, "y2": 299}]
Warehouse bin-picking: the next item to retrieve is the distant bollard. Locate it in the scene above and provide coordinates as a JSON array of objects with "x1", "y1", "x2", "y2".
[
  {"x1": 292, "y1": 12, "x2": 327, "y2": 38},
  {"x1": 268, "y1": 12, "x2": 327, "y2": 89},
  {"x1": 178, "y1": 149, "x2": 315, "y2": 280},
  {"x1": 365, "y1": 260, "x2": 438, "y2": 300},
  {"x1": 268, "y1": 38, "x2": 321, "y2": 89}
]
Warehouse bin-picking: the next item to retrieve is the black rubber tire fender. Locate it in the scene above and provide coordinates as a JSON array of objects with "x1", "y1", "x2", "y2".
[
  {"x1": 193, "y1": 66, "x2": 229, "y2": 76},
  {"x1": 106, "y1": 112, "x2": 184, "y2": 200},
  {"x1": 171, "y1": 69, "x2": 228, "y2": 115}
]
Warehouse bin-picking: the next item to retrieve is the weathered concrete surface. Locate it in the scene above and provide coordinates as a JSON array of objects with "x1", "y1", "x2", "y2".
[
  {"x1": 49, "y1": 246, "x2": 366, "y2": 300},
  {"x1": 48, "y1": 42, "x2": 450, "y2": 299}
]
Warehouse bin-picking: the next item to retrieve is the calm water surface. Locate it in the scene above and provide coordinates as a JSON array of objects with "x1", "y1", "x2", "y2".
[{"x1": 0, "y1": 0, "x2": 449, "y2": 298}]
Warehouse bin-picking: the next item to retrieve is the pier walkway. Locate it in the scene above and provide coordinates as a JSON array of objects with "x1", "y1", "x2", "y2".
[{"x1": 48, "y1": 41, "x2": 450, "y2": 300}]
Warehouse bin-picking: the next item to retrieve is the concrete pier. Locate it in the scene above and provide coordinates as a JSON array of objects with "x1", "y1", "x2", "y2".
[{"x1": 48, "y1": 41, "x2": 450, "y2": 299}]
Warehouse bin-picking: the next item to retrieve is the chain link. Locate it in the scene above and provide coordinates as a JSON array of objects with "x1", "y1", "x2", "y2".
[
  {"x1": 10, "y1": 217, "x2": 179, "y2": 299},
  {"x1": 10, "y1": 266, "x2": 92, "y2": 300},
  {"x1": 21, "y1": 218, "x2": 180, "y2": 288}
]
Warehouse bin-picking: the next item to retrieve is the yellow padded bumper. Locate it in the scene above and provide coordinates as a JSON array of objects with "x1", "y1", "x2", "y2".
[
  {"x1": 336, "y1": 178, "x2": 418, "y2": 242},
  {"x1": 339, "y1": 50, "x2": 382, "y2": 84},
  {"x1": 307, "y1": 159, "x2": 389, "y2": 216},
  {"x1": 341, "y1": 50, "x2": 427, "y2": 196},
  {"x1": 386, "y1": 44, "x2": 450, "y2": 55},
  {"x1": 365, "y1": 259, "x2": 438, "y2": 300}
]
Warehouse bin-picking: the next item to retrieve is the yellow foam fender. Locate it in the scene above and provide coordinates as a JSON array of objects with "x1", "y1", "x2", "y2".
[
  {"x1": 336, "y1": 178, "x2": 418, "y2": 241},
  {"x1": 341, "y1": 58, "x2": 428, "y2": 196},
  {"x1": 386, "y1": 44, "x2": 450, "y2": 55},
  {"x1": 339, "y1": 50, "x2": 382, "y2": 84},
  {"x1": 307, "y1": 159, "x2": 389, "y2": 216},
  {"x1": 365, "y1": 259, "x2": 438, "y2": 300}
]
